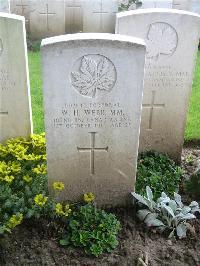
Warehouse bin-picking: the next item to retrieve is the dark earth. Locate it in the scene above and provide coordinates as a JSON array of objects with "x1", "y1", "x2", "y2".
[{"x1": 0, "y1": 144, "x2": 200, "y2": 266}]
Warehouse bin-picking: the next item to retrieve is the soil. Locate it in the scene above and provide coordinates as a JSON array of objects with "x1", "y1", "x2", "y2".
[{"x1": 0, "y1": 145, "x2": 200, "y2": 266}]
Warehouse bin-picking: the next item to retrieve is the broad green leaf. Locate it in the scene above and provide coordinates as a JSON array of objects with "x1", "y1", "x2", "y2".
[
  {"x1": 177, "y1": 213, "x2": 196, "y2": 221},
  {"x1": 131, "y1": 192, "x2": 150, "y2": 207},
  {"x1": 168, "y1": 200, "x2": 177, "y2": 212},
  {"x1": 189, "y1": 201, "x2": 199, "y2": 208},
  {"x1": 162, "y1": 204, "x2": 175, "y2": 217},
  {"x1": 176, "y1": 223, "x2": 187, "y2": 239},
  {"x1": 146, "y1": 186, "x2": 153, "y2": 201},
  {"x1": 174, "y1": 193, "x2": 183, "y2": 208},
  {"x1": 145, "y1": 218, "x2": 165, "y2": 227},
  {"x1": 137, "y1": 209, "x2": 151, "y2": 221},
  {"x1": 181, "y1": 206, "x2": 191, "y2": 215}
]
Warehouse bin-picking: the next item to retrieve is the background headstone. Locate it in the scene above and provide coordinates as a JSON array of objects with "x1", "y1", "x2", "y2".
[
  {"x1": 65, "y1": 0, "x2": 84, "y2": 33},
  {"x1": 41, "y1": 33, "x2": 146, "y2": 206},
  {"x1": 140, "y1": 0, "x2": 172, "y2": 8},
  {"x1": 0, "y1": 0, "x2": 10, "y2": 12},
  {"x1": 190, "y1": 0, "x2": 200, "y2": 15},
  {"x1": 83, "y1": 0, "x2": 118, "y2": 33},
  {"x1": 116, "y1": 9, "x2": 200, "y2": 161},
  {"x1": 10, "y1": 0, "x2": 35, "y2": 32},
  {"x1": 29, "y1": 0, "x2": 65, "y2": 40},
  {"x1": 0, "y1": 13, "x2": 32, "y2": 142},
  {"x1": 173, "y1": 0, "x2": 190, "y2": 11}
]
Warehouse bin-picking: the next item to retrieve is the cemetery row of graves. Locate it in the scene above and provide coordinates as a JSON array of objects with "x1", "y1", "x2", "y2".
[
  {"x1": 1, "y1": 0, "x2": 200, "y2": 40},
  {"x1": 0, "y1": 4, "x2": 200, "y2": 265}
]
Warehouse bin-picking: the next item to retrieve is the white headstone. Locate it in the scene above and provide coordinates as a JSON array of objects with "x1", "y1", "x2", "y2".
[
  {"x1": 0, "y1": 13, "x2": 32, "y2": 142},
  {"x1": 0, "y1": 0, "x2": 10, "y2": 12},
  {"x1": 41, "y1": 33, "x2": 146, "y2": 206},
  {"x1": 10, "y1": 0, "x2": 35, "y2": 31},
  {"x1": 190, "y1": 0, "x2": 200, "y2": 15},
  {"x1": 141, "y1": 0, "x2": 172, "y2": 8},
  {"x1": 29, "y1": 0, "x2": 65, "y2": 40},
  {"x1": 65, "y1": 0, "x2": 84, "y2": 33},
  {"x1": 116, "y1": 9, "x2": 200, "y2": 161},
  {"x1": 83, "y1": 0, "x2": 118, "y2": 33},
  {"x1": 173, "y1": 0, "x2": 190, "y2": 11}
]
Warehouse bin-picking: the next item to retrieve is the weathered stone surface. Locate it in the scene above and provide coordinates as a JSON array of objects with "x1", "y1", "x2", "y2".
[
  {"x1": 190, "y1": 0, "x2": 200, "y2": 15},
  {"x1": 116, "y1": 9, "x2": 200, "y2": 161},
  {"x1": 41, "y1": 33, "x2": 146, "y2": 206},
  {"x1": 29, "y1": 0, "x2": 65, "y2": 40},
  {"x1": 83, "y1": 0, "x2": 118, "y2": 33},
  {"x1": 0, "y1": 0, "x2": 10, "y2": 12},
  {"x1": 140, "y1": 0, "x2": 172, "y2": 8},
  {"x1": 10, "y1": 0, "x2": 35, "y2": 31},
  {"x1": 173, "y1": 0, "x2": 190, "y2": 10},
  {"x1": 65, "y1": 0, "x2": 84, "y2": 33},
  {"x1": 0, "y1": 13, "x2": 32, "y2": 142}
]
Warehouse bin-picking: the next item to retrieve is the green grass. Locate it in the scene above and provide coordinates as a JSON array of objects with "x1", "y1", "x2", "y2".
[
  {"x1": 28, "y1": 51, "x2": 200, "y2": 140},
  {"x1": 185, "y1": 51, "x2": 200, "y2": 141},
  {"x1": 28, "y1": 51, "x2": 44, "y2": 133}
]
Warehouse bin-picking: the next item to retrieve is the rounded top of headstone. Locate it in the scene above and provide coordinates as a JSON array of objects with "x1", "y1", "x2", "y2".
[
  {"x1": 0, "y1": 12, "x2": 25, "y2": 22},
  {"x1": 117, "y1": 8, "x2": 200, "y2": 19},
  {"x1": 41, "y1": 33, "x2": 146, "y2": 50}
]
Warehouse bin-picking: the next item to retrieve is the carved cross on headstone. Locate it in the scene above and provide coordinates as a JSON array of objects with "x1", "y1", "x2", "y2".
[
  {"x1": 0, "y1": 111, "x2": 8, "y2": 116},
  {"x1": 93, "y1": 0, "x2": 116, "y2": 30},
  {"x1": 39, "y1": 4, "x2": 56, "y2": 31},
  {"x1": 16, "y1": 0, "x2": 29, "y2": 16},
  {"x1": 143, "y1": 90, "x2": 165, "y2": 130},
  {"x1": 77, "y1": 132, "x2": 108, "y2": 175}
]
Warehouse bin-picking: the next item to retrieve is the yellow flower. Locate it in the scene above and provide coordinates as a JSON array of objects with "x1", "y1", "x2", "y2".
[
  {"x1": 23, "y1": 175, "x2": 32, "y2": 183},
  {"x1": 53, "y1": 182, "x2": 65, "y2": 191},
  {"x1": 83, "y1": 192, "x2": 95, "y2": 203},
  {"x1": 63, "y1": 204, "x2": 72, "y2": 217},
  {"x1": 7, "y1": 213, "x2": 23, "y2": 229},
  {"x1": 55, "y1": 203, "x2": 72, "y2": 217},
  {"x1": 33, "y1": 164, "x2": 47, "y2": 175},
  {"x1": 4, "y1": 175, "x2": 14, "y2": 183},
  {"x1": 55, "y1": 203, "x2": 63, "y2": 216},
  {"x1": 34, "y1": 194, "x2": 48, "y2": 207}
]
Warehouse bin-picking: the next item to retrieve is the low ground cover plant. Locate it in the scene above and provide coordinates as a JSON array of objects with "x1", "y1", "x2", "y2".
[
  {"x1": 185, "y1": 168, "x2": 200, "y2": 200},
  {"x1": 0, "y1": 135, "x2": 121, "y2": 257},
  {"x1": 132, "y1": 186, "x2": 200, "y2": 239},
  {"x1": 60, "y1": 194, "x2": 121, "y2": 257},
  {"x1": 136, "y1": 151, "x2": 183, "y2": 199}
]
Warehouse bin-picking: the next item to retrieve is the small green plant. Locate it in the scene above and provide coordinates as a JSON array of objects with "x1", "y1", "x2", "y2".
[
  {"x1": 185, "y1": 168, "x2": 200, "y2": 199},
  {"x1": 0, "y1": 134, "x2": 53, "y2": 234},
  {"x1": 118, "y1": 0, "x2": 142, "y2": 12},
  {"x1": 136, "y1": 151, "x2": 183, "y2": 199},
  {"x1": 60, "y1": 202, "x2": 121, "y2": 257},
  {"x1": 132, "y1": 186, "x2": 200, "y2": 239},
  {"x1": 185, "y1": 154, "x2": 195, "y2": 165}
]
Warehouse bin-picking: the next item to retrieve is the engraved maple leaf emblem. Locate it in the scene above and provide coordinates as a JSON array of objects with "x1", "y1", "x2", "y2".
[
  {"x1": 146, "y1": 23, "x2": 178, "y2": 60},
  {"x1": 71, "y1": 56, "x2": 115, "y2": 98}
]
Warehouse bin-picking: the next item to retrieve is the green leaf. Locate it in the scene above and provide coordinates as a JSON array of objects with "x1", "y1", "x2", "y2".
[
  {"x1": 176, "y1": 223, "x2": 187, "y2": 239},
  {"x1": 137, "y1": 209, "x2": 151, "y2": 221},
  {"x1": 131, "y1": 192, "x2": 150, "y2": 207},
  {"x1": 145, "y1": 218, "x2": 165, "y2": 227},
  {"x1": 60, "y1": 239, "x2": 70, "y2": 246},
  {"x1": 162, "y1": 204, "x2": 175, "y2": 217},
  {"x1": 146, "y1": 186, "x2": 153, "y2": 201}
]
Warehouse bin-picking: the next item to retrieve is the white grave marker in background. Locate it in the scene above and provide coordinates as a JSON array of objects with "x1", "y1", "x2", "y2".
[
  {"x1": 0, "y1": 0, "x2": 10, "y2": 12},
  {"x1": 29, "y1": 0, "x2": 65, "y2": 40},
  {"x1": 0, "y1": 13, "x2": 32, "y2": 142},
  {"x1": 141, "y1": 0, "x2": 172, "y2": 8},
  {"x1": 83, "y1": 0, "x2": 118, "y2": 33},
  {"x1": 116, "y1": 9, "x2": 200, "y2": 161}
]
